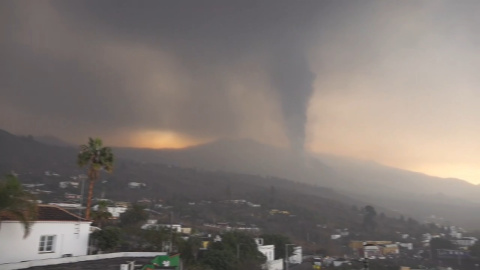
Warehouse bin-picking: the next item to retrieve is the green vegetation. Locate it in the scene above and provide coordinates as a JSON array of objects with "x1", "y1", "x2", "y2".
[
  {"x1": 191, "y1": 231, "x2": 265, "y2": 270},
  {"x1": 0, "y1": 174, "x2": 37, "y2": 237},
  {"x1": 119, "y1": 203, "x2": 149, "y2": 227},
  {"x1": 91, "y1": 200, "x2": 112, "y2": 228},
  {"x1": 91, "y1": 226, "x2": 122, "y2": 251},
  {"x1": 470, "y1": 241, "x2": 480, "y2": 258},
  {"x1": 430, "y1": 237, "x2": 455, "y2": 258},
  {"x1": 77, "y1": 138, "x2": 114, "y2": 220},
  {"x1": 261, "y1": 233, "x2": 293, "y2": 259},
  {"x1": 362, "y1": 205, "x2": 377, "y2": 233}
]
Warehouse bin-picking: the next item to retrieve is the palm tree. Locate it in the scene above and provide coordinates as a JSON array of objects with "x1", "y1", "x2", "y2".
[
  {"x1": 91, "y1": 200, "x2": 112, "y2": 228},
  {"x1": 77, "y1": 138, "x2": 114, "y2": 220},
  {"x1": 0, "y1": 174, "x2": 38, "y2": 238}
]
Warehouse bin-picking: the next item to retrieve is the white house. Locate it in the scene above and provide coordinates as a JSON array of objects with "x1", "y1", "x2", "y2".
[
  {"x1": 398, "y1": 242, "x2": 413, "y2": 250},
  {"x1": 254, "y1": 238, "x2": 283, "y2": 270},
  {"x1": 453, "y1": 237, "x2": 477, "y2": 247},
  {"x1": 128, "y1": 182, "x2": 146, "y2": 189},
  {"x1": 141, "y1": 223, "x2": 182, "y2": 233},
  {"x1": 92, "y1": 204, "x2": 127, "y2": 219},
  {"x1": 289, "y1": 246, "x2": 302, "y2": 264},
  {"x1": 0, "y1": 205, "x2": 91, "y2": 265},
  {"x1": 363, "y1": 244, "x2": 382, "y2": 258}
]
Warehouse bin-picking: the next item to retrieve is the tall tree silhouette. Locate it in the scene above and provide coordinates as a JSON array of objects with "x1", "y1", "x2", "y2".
[
  {"x1": 363, "y1": 205, "x2": 377, "y2": 233},
  {"x1": 77, "y1": 138, "x2": 114, "y2": 220}
]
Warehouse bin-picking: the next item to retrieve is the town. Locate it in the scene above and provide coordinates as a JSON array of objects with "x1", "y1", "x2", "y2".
[
  {"x1": 2, "y1": 154, "x2": 480, "y2": 270},
  {"x1": 3, "y1": 1, "x2": 480, "y2": 269}
]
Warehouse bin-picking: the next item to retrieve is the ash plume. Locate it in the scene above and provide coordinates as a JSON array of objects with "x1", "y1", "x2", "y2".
[{"x1": 270, "y1": 43, "x2": 315, "y2": 151}]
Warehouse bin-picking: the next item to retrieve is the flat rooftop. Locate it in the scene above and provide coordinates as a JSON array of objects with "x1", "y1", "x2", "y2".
[{"x1": 23, "y1": 256, "x2": 153, "y2": 270}]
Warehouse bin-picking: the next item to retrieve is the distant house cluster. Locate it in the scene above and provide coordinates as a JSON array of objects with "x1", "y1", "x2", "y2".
[
  {"x1": 269, "y1": 209, "x2": 291, "y2": 215},
  {"x1": 128, "y1": 182, "x2": 147, "y2": 189},
  {"x1": 202, "y1": 222, "x2": 260, "y2": 233},
  {"x1": 349, "y1": 241, "x2": 415, "y2": 259},
  {"x1": 141, "y1": 221, "x2": 192, "y2": 235},
  {"x1": 223, "y1": 199, "x2": 261, "y2": 207}
]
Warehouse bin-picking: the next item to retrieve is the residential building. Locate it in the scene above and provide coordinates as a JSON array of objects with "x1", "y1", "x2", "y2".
[
  {"x1": 254, "y1": 238, "x2": 283, "y2": 270},
  {"x1": 363, "y1": 244, "x2": 382, "y2": 258},
  {"x1": 0, "y1": 205, "x2": 91, "y2": 265},
  {"x1": 289, "y1": 246, "x2": 302, "y2": 264},
  {"x1": 453, "y1": 237, "x2": 477, "y2": 247},
  {"x1": 141, "y1": 223, "x2": 182, "y2": 233},
  {"x1": 437, "y1": 249, "x2": 470, "y2": 260},
  {"x1": 92, "y1": 203, "x2": 127, "y2": 219},
  {"x1": 381, "y1": 244, "x2": 399, "y2": 255},
  {"x1": 128, "y1": 182, "x2": 146, "y2": 189},
  {"x1": 398, "y1": 242, "x2": 413, "y2": 250}
]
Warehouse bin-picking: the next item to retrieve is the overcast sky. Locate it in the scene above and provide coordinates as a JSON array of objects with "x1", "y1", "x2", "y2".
[{"x1": 2, "y1": 1, "x2": 480, "y2": 183}]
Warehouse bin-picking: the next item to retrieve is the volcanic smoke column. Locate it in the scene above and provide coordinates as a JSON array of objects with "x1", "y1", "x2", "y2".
[{"x1": 270, "y1": 43, "x2": 315, "y2": 153}]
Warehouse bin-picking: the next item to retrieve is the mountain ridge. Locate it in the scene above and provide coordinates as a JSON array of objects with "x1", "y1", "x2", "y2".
[{"x1": 3, "y1": 128, "x2": 480, "y2": 228}]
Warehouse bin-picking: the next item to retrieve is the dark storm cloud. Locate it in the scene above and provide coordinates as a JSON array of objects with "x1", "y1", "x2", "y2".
[{"x1": 0, "y1": 0, "x2": 335, "y2": 146}]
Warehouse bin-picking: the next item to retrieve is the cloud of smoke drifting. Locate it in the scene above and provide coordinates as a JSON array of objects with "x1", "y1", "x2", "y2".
[{"x1": 0, "y1": 0, "x2": 326, "y2": 148}]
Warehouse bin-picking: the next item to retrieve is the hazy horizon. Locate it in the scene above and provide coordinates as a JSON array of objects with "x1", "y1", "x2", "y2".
[{"x1": 3, "y1": 1, "x2": 480, "y2": 184}]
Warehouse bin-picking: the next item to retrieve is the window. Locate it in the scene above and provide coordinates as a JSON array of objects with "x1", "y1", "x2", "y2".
[{"x1": 39, "y1": 235, "x2": 56, "y2": 253}]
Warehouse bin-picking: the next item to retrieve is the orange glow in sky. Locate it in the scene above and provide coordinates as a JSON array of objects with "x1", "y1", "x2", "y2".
[{"x1": 128, "y1": 130, "x2": 208, "y2": 149}]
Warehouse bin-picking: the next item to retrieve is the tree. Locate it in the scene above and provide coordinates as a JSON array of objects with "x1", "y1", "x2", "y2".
[
  {"x1": 261, "y1": 233, "x2": 293, "y2": 260},
  {"x1": 363, "y1": 205, "x2": 377, "y2": 233},
  {"x1": 0, "y1": 174, "x2": 38, "y2": 238},
  {"x1": 179, "y1": 236, "x2": 203, "y2": 265},
  {"x1": 91, "y1": 226, "x2": 121, "y2": 252},
  {"x1": 470, "y1": 241, "x2": 480, "y2": 258},
  {"x1": 120, "y1": 204, "x2": 148, "y2": 227},
  {"x1": 91, "y1": 200, "x2": 112, "y2": 228},
  {"x1": 77, "y1": 138, "x2": 114, "y2": 220},
  {"x1": 205, "y1": 231, "x2": 265, "y2": 270},
  {"x1": 201, "y1": 249, "x2": 237, "y2": 270}
]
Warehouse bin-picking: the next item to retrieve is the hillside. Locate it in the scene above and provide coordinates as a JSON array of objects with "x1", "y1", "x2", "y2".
[
  {"x1": 2, "y1": 129, "x2": 480, "y2": 229},
  {"x1": 114, "y1": 138, "x2": 480, "y2": 228}
]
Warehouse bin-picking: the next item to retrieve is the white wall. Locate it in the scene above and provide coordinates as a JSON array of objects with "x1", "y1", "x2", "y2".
[
  {"x1": 258, "y1": 245, "x2": 275, "y2": 262},
  {"x1": 289, "y1": 246, "x2": 302, "y2": 264},
  {"x1": 0, "y1": 220, "x2": 91, "y2": 264},
  {"x1": 265, "y1": 258, "x2": 284, "y2": 270},
  {"x1": 0, "y1": 252, "x2": 166, "y2": 270},
  {"x1": 92, "y1": 205, "x2": 127, "y2": 218}
]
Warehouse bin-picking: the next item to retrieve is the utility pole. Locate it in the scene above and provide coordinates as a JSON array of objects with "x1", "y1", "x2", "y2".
[
  {"x1": 169, "y1": 211, "x2": 173, "y2": 254},
  {"x1": 285, "y1": 244, "x2": 295, "y2": 270},
  {"x1": 79, "y1": 175, "x2": 86, "y2": 217},
  {"x1": 237, "y1": 244, "x2": 240, "y2": 259},
  {"x1": 362, "y1": 242, "x2": 369, "y2": 270}
]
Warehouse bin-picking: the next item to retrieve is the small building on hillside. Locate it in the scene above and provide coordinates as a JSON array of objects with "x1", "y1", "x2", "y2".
[
  {"x1": 453, "y1": 237, "x2": 477, "y2": 247},
  {"x1": 381, "y1": 244, "x2": 399, "y2": 255},
  {"x1": 363, "y1": 244, "x2": 382, "y2": 258},
  {"x1": 0, "y1": 205, "x2": 91, "y2": 265},
  {"x1": 289, "y1": 246, "x2": 303, "y2": 264},
  {"x1": 128, "y1": 182, "x2": 146, "y2": 189},
  {"x1": 255, "y1": 238, "x2": 283, "y2": 270},
  {"x1": 92, "y1": 203, "x2": 127, "y2": 219},
  {"x1": 141, "y1": 223, "x2": 183, "y2": 233}
]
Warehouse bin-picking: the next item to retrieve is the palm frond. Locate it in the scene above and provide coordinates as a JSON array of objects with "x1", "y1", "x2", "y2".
[{"x1": 0, "y1": 174, "x2": 38, "y2": 238}]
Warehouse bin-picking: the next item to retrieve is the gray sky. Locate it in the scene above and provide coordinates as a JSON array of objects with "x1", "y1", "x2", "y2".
[{"x1": 2, "y1": 1, "x2": 480, "y2": 183}]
